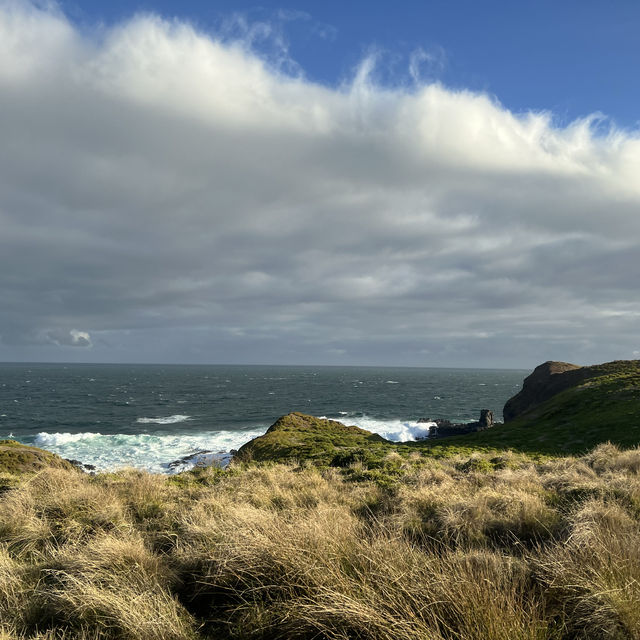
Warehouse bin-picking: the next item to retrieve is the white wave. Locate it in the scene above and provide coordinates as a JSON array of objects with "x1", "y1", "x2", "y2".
[
  {"x1": 385, "y1": 380, "x2": 399, "y2": 384},
  {"x1": 136, "y1": 414, "x2": 191, "y2": 424},
  {"x1": 35, "y1": 432, "x2": 101, "y2": 446},
  {"x1": 349, "y1": 416, "x2": 435, "y2": 442},
  {"x1": 320, "y1": 414, "x2": 435, "y2": 442},
  {"x1": 32, "y1": 428, "x2": 266, "y2": 474}
]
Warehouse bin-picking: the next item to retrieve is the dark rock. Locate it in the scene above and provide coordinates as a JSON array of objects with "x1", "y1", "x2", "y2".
[
  {"x1": 422, "y1": 410, "x2": 496, "y2": 439},
  {"x1": 63, "y1": 458, "x2": 96, "y2": 472},
  {"x1": 503, "y1": 361, "x2": 587, "y2": 422},
  {"x1": 479, "y1": 409, "x2": 493, "y2": 429},
  {"x1": 167, "y1": 450, "x2": 214, "y2": 469}
]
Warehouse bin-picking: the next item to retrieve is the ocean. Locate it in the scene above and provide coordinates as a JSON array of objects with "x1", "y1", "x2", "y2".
[{"x1": 0, "y1": 363, "x2": 527, "y2": 473}]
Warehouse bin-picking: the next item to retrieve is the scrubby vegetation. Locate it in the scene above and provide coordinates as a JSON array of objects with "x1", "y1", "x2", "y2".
[
  {"x1": 1, "y1": 443, "x2": 640, "y2": 639},
  {"x1": 236, "y1": 412, "x2": 392, "y2": 465}
]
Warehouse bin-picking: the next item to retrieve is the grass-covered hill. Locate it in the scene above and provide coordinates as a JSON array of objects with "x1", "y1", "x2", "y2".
[
  {"x1": 423, "y1": 359, "x2": 640, "y2": 456},
  {"x1": 235, "y1": 412, "x2": 390, "y2": 464}
]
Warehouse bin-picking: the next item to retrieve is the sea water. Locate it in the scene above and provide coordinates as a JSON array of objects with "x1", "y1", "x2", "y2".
[{"x1": 0, "y1": 363, "x2": 526, "y2": 473}]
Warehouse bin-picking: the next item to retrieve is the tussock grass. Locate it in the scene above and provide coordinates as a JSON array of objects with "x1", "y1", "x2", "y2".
[{"x1": 1, "y1": 443, "x2": 640, "y2": 638}]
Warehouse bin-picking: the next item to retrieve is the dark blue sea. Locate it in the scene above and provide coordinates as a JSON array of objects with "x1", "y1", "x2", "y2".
[{"x1": 0, "y1": 363, "x2": 527, "y2": 473}]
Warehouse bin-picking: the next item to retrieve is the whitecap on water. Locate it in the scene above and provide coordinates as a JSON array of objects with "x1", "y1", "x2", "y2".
[{"x1": 136, "y1": 414, "x2": 191, "y2": 425}]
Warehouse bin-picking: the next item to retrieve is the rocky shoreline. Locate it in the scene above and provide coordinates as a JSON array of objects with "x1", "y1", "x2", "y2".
[
  {"x1": 16, "y1": 359, "x2": 636, "y2": 474},
  {"x1": 418, "y1": 409, "x2": 497, "y2": 438}
]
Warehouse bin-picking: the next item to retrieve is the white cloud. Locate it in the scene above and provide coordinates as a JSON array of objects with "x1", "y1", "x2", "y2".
[
  {"x1": 0, "y1": 2, "x2": 639, "y2": 367},
  {"x1": 46, "y1": 329, "x2": 92, "y2": 348}
]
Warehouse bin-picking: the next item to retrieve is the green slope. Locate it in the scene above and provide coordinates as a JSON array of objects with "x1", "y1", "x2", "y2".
[
  {"x1": 0, "y1": 439, "x2": 75, "y2": 474},
  {"x1": 415, "y1": 359, "x2": 640, "y2": 456}
]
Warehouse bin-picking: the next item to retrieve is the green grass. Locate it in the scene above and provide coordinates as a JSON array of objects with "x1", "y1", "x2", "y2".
[
  {"x1": 236, "y1": 412, "x2": 397, "y2": 466},
  {"x1": 414, "y1": 359, "x2": 640, "y2": 456}
]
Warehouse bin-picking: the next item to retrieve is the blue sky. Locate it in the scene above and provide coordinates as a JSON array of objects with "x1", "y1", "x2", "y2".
[
  {"x1": 1, "y1": 1, "x2": 640, "y2": 367},
  {"x1": 65, "y1": 0, "x2": 640, "y2": 128}
]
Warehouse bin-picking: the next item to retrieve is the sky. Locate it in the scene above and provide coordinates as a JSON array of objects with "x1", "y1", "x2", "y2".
[{"x1": 1, "y1": 0, "x2": 640, "y2": 368}]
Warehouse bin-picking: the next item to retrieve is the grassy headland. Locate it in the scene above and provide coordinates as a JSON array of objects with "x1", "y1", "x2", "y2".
[
  {"x1": 238, "y1": 359, "x2": 640, "y2": 465},
  {"x1": 1, "y1": 359, "x2": 640, "y2": 639}
]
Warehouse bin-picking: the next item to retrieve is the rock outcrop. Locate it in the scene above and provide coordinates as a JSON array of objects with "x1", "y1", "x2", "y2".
[
  {"x1": 502, "y1": 361, "x2": 591, "y2": 422},
  {"x1": 166, "y1": 449, "x2": 231, "y2": 471},
  {"x1": 423, "y1": 410, "x2": 496, "y2": 438},
  {"x1": 479, "y1": 409, "x2": 494, "y2": 429},
  {"x1": 65, "y1": 459, "x2": 97, "y2": 473}
]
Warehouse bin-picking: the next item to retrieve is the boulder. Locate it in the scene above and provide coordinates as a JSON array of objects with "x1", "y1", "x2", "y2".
[{"x1": 65, "y1": 458, "x2": 97, "y2": 473}]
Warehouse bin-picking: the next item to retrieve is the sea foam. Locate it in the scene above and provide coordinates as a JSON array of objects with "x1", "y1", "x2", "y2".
[
  {"x1": 31, "y1": 414, "x2": 466, "y2": 474},
  {"x1": 319, "y1": 414, "x2": 437, "y2": 442},
  {"x1": 32, "y1": 428, "x2": 265, "y2": 474}
]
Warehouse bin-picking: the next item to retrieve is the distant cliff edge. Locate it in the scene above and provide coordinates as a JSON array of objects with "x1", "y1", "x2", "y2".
[{"x1": 503, "y1": 359, "x2": 640, "y2": 422}]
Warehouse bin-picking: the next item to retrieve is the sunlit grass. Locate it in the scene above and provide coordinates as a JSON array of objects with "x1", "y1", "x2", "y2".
[{"x1": 1, "y1": 443, "x2": 640, "y2": 638}]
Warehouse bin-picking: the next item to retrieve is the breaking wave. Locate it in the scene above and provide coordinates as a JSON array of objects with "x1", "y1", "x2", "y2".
[
  {"x1": 32, "y1": 428, "x2": 266, "y2": 474},
  {"x1": 319, "y1": 414, "x2": 438, "y2": 442}
]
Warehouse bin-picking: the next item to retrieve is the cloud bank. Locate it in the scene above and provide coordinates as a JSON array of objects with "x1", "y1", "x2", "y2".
[{"x1": 1, "y1": 1, "x2": 640, "y2": 367}]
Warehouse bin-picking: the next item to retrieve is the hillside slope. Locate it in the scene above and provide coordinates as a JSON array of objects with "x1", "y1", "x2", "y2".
[{"x1": 418, "y1": 359, "x2": 640, "y2": 455}]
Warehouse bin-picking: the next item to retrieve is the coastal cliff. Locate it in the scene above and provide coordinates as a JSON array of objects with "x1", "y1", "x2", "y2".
[
  {"x1": 469, "y1": 358, "x2": 640, "y2": 454},
  {"x1": 237, "y1": 359, "x2": 640, "y2": 461},
  {"x1": 503, "y1": 361, "x2": 585, "y2": 421}
]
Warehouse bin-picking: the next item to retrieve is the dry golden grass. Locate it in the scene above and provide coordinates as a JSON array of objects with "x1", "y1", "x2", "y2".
[{"x1": 1, "y1": 443, "x2": 640, "y2": 638}]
